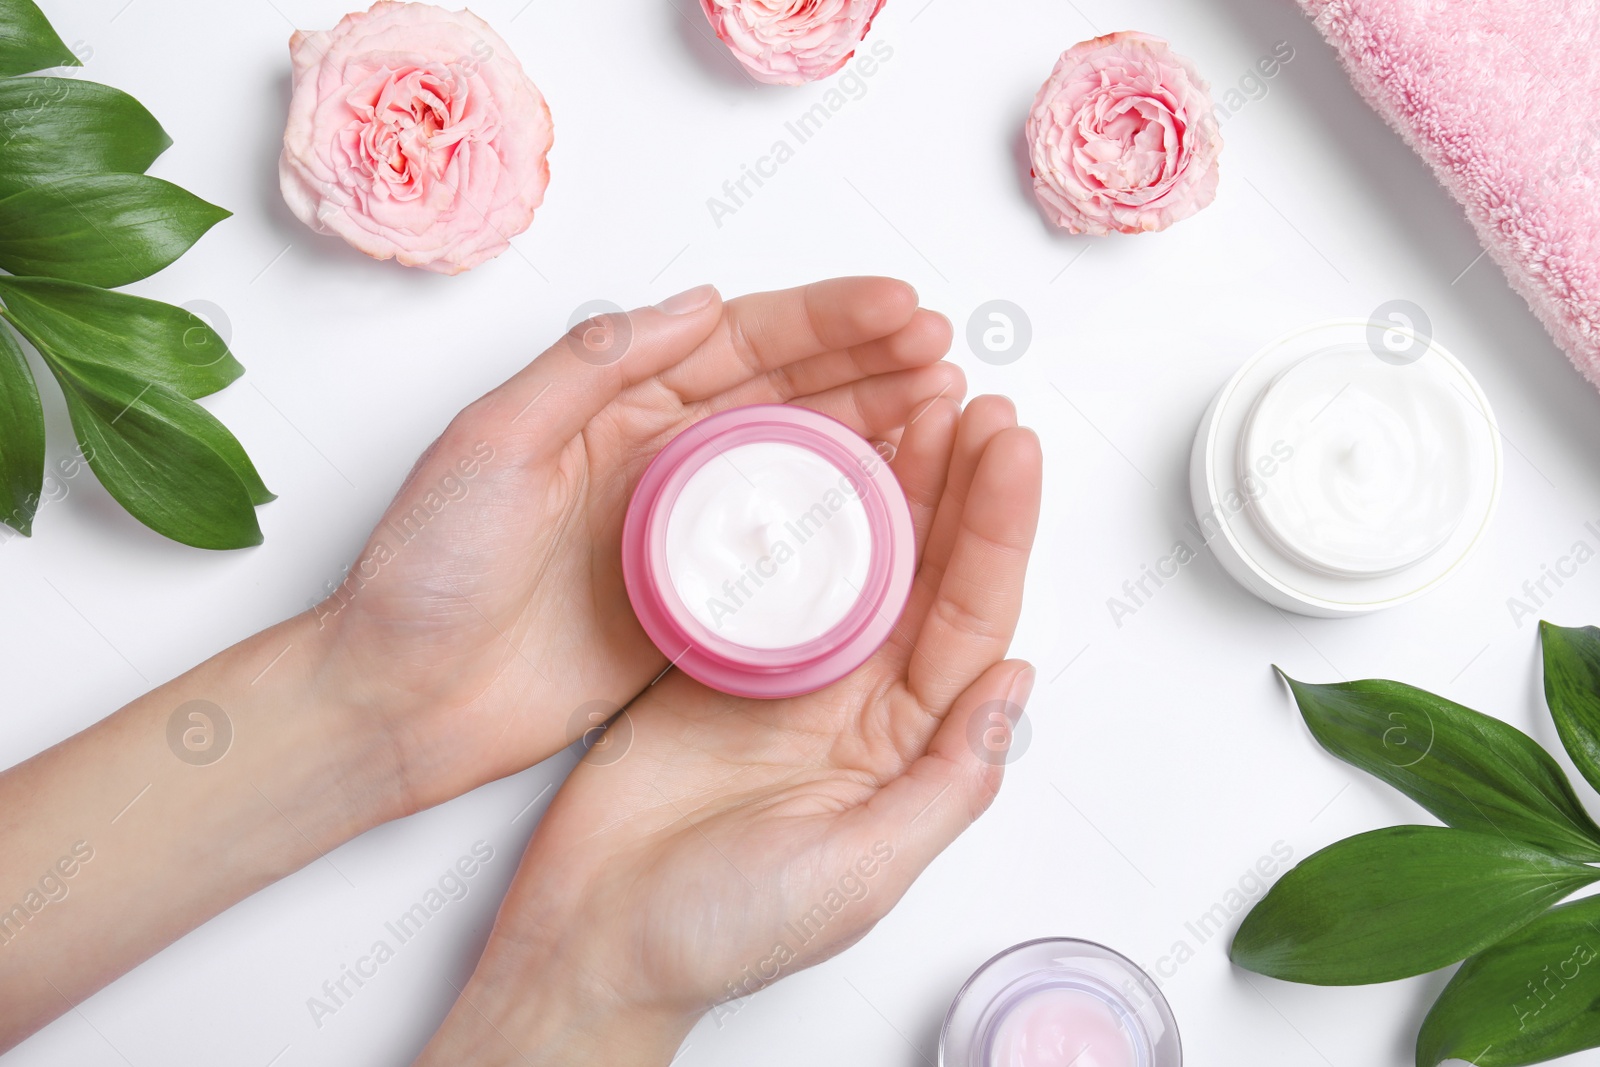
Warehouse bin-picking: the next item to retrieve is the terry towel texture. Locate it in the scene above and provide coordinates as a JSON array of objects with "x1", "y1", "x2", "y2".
[{"x1": 1302, "y1": 0, "x2": 1600, "y2": 390}]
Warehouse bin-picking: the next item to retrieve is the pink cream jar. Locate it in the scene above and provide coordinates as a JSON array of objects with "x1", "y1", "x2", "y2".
[
  {"x1": 622, "y1": 404, "x2": 915, "y2": 698},
  {"x1": 941, "y1": 939, "x2": 1183, "y2": 1067}
]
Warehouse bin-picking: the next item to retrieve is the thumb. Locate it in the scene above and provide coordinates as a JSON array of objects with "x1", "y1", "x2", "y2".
[{"x1": 479, "y1": 285, "x2": 723, "y2": 456}]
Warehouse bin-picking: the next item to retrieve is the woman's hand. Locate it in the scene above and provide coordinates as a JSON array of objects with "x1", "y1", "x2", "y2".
[
  {"x1": 314, "y1": 278, "x2": 964, "y2": 815},
  {"x1": 0, "y1": 278, "x2": 961, "y2": 1051},
  {"x1": 414, "y1": 395, "x2": 1042, "y2": 1065}
]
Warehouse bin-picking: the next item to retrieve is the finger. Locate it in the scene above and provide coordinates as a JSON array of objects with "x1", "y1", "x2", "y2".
[
  {"x1": 907, "y1": 426, "x2": 1042, "y2": 711},
  {"x1": 876, "y1": 396, "x2": 1011, "y2": 671},
  {"x1": 788, "y1": 362, "x2": 966, "y2": 442},
  {"x1": 873, "y1": 426, "x2": 905, "y2": 457},
  {"x1": 659, "y1": 277, "x2": 919, "y2": 403},
  {"x1": 704, "y1": 309, "x2": 953, "y2": 410},
  {"x1": 849, "y1": 661, "x2": 1036, "y2": 885},
  {"x1": 913, "y1": 396, "x2": 1018, "y2": 597},
  {"x1": 888, "y1": 397, "x2": 961, "y2": 562},
  {"x1": 472, "y1": 285, "x2": 724, "y2": 458}
]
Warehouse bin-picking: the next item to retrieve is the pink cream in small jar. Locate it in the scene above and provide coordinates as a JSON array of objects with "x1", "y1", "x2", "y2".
[
  {"x1": 941, "y1": 939, "x2": 1182, "y2": 1067},
  {"x1": 622, "y1": 404, "x2": 915, "y2": 698}
]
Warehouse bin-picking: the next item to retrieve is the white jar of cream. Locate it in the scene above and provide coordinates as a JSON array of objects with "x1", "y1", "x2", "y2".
[{"x1": 1190, "y1": 320, "x2": 1502, "y2": 617}]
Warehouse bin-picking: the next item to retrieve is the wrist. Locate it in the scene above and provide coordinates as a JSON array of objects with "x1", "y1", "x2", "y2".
[
  {"x1": 414, "y1": 942, "x2": 696, "y2": 1067},
  {"x1": 196, "y1": 611, "x2": 408, "y2": 848}
]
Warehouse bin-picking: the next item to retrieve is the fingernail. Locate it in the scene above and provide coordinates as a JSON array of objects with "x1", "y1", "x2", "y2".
[
  {"x1": 655, "y1": 284, "x2": 716, "y2": 315},
  {"x1": 1006, "y1": 666, "x2": 1036, "y2": 711}
]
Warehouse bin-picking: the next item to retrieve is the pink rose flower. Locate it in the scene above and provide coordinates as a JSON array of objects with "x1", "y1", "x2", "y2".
[
  {"x1": 279, "y1": 1, "x2": 553, "y2": 275},
  {"x1": 1025, "y1": 32, "x2": 1221, "y2": 236},
  {"x1": 700, "y1": 0, "x2": 887, "y2": 86}
]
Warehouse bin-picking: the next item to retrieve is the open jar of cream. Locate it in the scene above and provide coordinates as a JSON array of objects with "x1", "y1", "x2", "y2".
[
  {"x1": 941, "y1": 938, "x2": 1182, "y2": 1067},
  {"x1": 1190, "y1": 320, "x2": 1502, "y2": 617},
  {"x1": 622, "y1": 404, "x2": 915, "y2": 698}
]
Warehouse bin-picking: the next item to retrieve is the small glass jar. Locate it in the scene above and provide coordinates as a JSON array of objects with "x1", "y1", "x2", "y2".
[{"x1": 940, "y1": 938, "x2": 1182, "y2": 1067}]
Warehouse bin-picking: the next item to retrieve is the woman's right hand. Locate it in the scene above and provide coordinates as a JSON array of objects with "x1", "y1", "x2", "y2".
[{"x1": 412, "y1": 396, "x2": 1042, "y2": 1065}]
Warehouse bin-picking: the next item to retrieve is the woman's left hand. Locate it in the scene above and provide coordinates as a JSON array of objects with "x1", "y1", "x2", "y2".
[{"x1": 315, "y1": 278, "x2": 962, "y2": 815}]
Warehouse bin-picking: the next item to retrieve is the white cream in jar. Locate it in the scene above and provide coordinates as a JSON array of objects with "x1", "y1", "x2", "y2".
[
  {"x1": 664, "y1": 441, "x2": 872, "y2": 649},
  {"x1": 1192, "y1": 321, "x2": 1501, "y2": 616},
  {"x1": 622, "y1": 404, "x2": 915, "y2": 699}
]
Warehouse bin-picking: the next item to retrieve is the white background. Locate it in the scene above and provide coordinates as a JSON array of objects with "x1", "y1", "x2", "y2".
[{"x1": 4, "y1": 0, "x2": 1600, "y2": 1064}]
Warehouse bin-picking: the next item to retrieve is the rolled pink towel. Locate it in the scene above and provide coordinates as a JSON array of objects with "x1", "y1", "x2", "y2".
[{"x1": 1302, "y1": 0, "x2": 1600, "y2": 391}]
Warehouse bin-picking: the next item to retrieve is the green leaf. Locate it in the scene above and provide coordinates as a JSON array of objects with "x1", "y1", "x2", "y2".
[
  {"x1": 1230, "y1": 825, "x2": 1599, "y2": 985},
  {"x1": 0, "y1": 175, "x2": 229, "y2": 287},
  {"x1": 0, "y1": 0, "x2": 78, "y2": 77},
  {"x1": 1282, "y1": 672, "x2": 1600, "y2": 861},
  {"x1": 43, "y1": 359, "x2": 269, "y2": 549},
  {"x1": 1541, "y1": 621, "x2": 1600, "y2": 798},
  {"x1": 1417, "y1": 893, "x2": 1600, "y2": 1066},
  {"x1": 0, "y1": 276, "x2": 240, "y2": 399},
  {"x1": 56, "y1": 354, "x2": 272, "y2": 510},
  {"x1": 0, "y1": 323, "x2": 44, "y2": 534},
  {"x1": 0, "y1": 78, "x2": 169, "y2": 199}
]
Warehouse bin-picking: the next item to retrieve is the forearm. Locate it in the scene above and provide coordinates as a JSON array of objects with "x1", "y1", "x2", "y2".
[{"x1": 0, "y1": 612, "x2": 401, "y2": 1048}]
